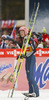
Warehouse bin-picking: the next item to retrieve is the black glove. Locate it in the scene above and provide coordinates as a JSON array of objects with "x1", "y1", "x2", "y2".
[
  {"x1": 17, "y1": 54, "x2": 26, "y2": 59},
  {"x1": 20, "y1": 54, "x2": 26, "y2": 58}
]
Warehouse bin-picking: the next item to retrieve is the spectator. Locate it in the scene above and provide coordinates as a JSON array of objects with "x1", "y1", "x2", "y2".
[
  {"x1": 42, "y1": 28, "x2": 49, "y2": 48},
  {"x1": 9, "y1": 43, "x2": 16, "y2": 49},
  {"x1": 33, "y1": 38, "x2": 38, "y2": 48},
  {"x1": 37, "y1": 37, "x2": 43, "y2": 48},
  {"x1": 9, "y1": 38, "x2": 20, "y2": 49},
  {"x1": 42, "y1": 27, "x2": 47, "y2": 34},
  {"x1": 0, "y1": 35, "x2": 7, "y2": 49},
  {"x1": 0, "y1": 36, "x2": 2, "y2": 47},
  {"x1": 5, "y1": 35, "x2": 10, "y2": 48},
  {"x1": 0, "y1": 27, "x2": 49, "y2": 49},
  {"x1": 15, "y1": 34, "x2": 20, "y2": 43},
  {"x1": 42, "y1": 38, "x2": 48, "y2": 48},
  {"x1": 2, "y1": 30, "x2": 8, "y2": 35}
]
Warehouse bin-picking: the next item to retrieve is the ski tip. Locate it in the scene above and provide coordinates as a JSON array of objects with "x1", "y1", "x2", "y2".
[{"x1": 38, "y1": 2, "x2": 40, "y2": 6}]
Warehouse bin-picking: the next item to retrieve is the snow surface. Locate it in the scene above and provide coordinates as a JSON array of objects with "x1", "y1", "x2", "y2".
[{"x1": 0, "y1": 89, "x2": 49, "y2": 100}]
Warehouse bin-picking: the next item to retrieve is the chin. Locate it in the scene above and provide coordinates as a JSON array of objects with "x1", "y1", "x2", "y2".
[{"x1": 21, "y1": 36, "x2": 24, "y2": 38}]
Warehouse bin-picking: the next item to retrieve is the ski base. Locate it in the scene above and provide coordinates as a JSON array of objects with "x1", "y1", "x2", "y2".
[{"x1": 22, "y1": 93, "x2": 29, "y2": 100}]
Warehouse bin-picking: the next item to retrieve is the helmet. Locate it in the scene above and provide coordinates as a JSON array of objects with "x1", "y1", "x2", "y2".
[
  {"x1": 37, "y1": 44, "x2": 43, "y2": 48},
  {"x1": 34, "y1": 38, "x2": 38, "y2": 44},
  {"x1": 19, "y1": 26, "x2": 28, "y2": 35},
  {"x1": 42, "y1": 27, "x2": 47, "y2": 33}
]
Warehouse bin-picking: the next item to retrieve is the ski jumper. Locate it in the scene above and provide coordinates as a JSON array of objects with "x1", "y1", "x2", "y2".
[
  {"x1": 19, "y1": 26, "x2": 39, "y2": 97},
  {"x1": 25, "y1": 37, "x2": 39, "y2": 97}
]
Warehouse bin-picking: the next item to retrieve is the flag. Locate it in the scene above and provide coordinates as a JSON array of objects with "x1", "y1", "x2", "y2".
[
  {"x1": 12, "y1": 27, "x2": 16, "y2": 40},
  {"x1": 11, "y1": 22, "x2": 16, "y2": 40}
]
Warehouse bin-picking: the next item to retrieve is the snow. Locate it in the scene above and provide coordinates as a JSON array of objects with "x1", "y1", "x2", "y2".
[{"x1": 0, "y1": 89, "x2": 49, "y2": 100}]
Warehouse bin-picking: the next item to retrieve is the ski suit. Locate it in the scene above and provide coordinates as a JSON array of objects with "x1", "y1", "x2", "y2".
[{"x1": 25, "y1": 37, "x2": 39, "y2": 97}]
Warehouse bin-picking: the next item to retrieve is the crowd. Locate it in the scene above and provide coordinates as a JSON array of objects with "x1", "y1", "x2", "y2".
[{"x1": 0, "y1": 27, "x2": 49, "y2": 49}]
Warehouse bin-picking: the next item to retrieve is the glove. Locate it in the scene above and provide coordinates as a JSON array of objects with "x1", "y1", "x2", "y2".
[
  {"x1": 20, "y1": 54, "x2": 26, "y2": 58},
  {"x1": 17, "y1": 54, "x2": 26, "y2": 59},
  {"x1": 17, "y1": 54, "x2": 23, "y2": 59}
]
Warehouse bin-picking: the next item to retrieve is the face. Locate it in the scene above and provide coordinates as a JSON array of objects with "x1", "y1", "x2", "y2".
[
  {"x1": 5, "y1": 40, "x2": 9, "y2": 44},
  {"x1": 0, "y1": 37, "x2": 2, "y2": 41},
  {"x1": 43, "y1": 41, "x2": 47, "y2": 46},
  {"x1": 20, "y1": 30, "x2": 25, "y2": 38},
  {"x1": 9, "y1": 40, "x2": 13, "y2": 45}
]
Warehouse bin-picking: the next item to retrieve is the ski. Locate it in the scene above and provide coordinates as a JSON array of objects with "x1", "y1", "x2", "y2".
[{"x1": 10, "y1": 2, "x2": 40, "y2": 98}]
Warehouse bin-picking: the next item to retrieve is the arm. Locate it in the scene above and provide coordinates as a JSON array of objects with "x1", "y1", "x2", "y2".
[{"x1": 17, "y1": 38, "x2": 36, "y2": 59}]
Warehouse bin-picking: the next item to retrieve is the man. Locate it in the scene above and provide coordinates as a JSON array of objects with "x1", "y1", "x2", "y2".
[{"x1": 17, "y1": 26, "x2": 39, "y2": 97}]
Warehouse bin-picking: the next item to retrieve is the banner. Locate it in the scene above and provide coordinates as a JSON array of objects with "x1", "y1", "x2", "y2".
[
  {"x1": 0, "y1": 58, "x2": 15, "y2": 90},
  {"x1": 34, "y1": 57, "x2": 49, "y2": 89},
  {"x1": 0, "y1": 48, "x2": 49, "y2": 90},
  {"x1": 0, "y1": 48, "x2": 49, "y2": 57}
]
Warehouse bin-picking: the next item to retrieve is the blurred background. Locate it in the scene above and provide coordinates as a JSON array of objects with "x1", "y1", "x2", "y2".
[
  {"x1": 0, "y1": 0, "x2": 49, "y2": 33},
  {"x1": 29, "y1": 0, "x2": 49, "y2": 33},
  {"x1": 0, "y1": 0, "x2": 49, "y2": 49},
  {"x1": 0, "y1": 0, "x2": 25, "y2": 34},
  {"x1": 1, "y1": 0, "x2": 25, "y2": 20}
]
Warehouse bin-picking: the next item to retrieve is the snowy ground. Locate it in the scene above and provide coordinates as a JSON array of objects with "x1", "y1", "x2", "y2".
[{"x1": 0, "y1": 89, "x2": 49, "y2": 100}]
